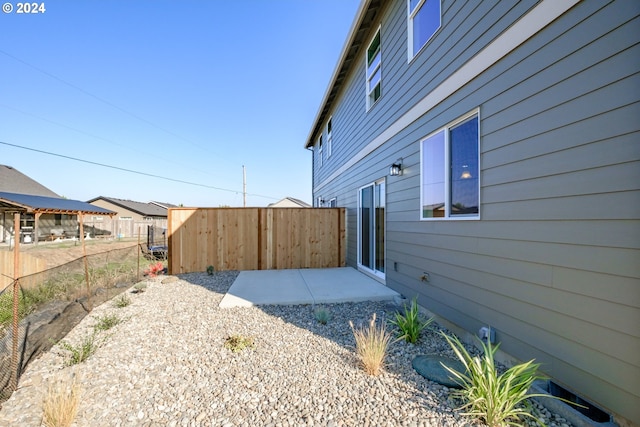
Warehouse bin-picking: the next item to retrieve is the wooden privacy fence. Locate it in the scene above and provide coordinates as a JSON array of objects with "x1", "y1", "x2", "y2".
[
  {"x1": 168, "y1": 208, "x2": 345, "y2": 273},
  {"x1": 0, "y1": 251, "x2": 47, "y2": 289}
]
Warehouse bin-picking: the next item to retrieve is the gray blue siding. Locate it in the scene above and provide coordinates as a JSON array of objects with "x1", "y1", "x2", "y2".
[{"x1": 309, "y1": 0, "x2": 640, "y2": 424}]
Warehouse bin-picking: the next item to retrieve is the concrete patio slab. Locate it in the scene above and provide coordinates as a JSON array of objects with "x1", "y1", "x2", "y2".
[{"x1": 219, "y1": 267, "x2": 399, "y2": 308}]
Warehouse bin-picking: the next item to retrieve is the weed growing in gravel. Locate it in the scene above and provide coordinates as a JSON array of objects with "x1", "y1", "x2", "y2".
[
  {"x1": 113, "y1": 294, "x2": 131, "y2": 308},
  {"x1": 131, "y1": 282, "x2": 147, "y2": 293},
  {"x1": 59, "y1": 333, "x2": 99, "y2": 366},
  {"x1": 350, "y1": 313, "x2": 391, "y2": 376},
  {"x1": 389, "y1": 297, "x2": 433, "y2": 344},
  {"x1": 42, "y1": 375, "x2": 81, "y2": 427},
  {"x1": 314, "y1": 306, "x2": 331, "y2": 325},
  {"x1": 93, "y1": 313, "x2": 121, "y2": 331},
  {"x1": 224, "y1": 335, "x2": 255, "y2": 353}
]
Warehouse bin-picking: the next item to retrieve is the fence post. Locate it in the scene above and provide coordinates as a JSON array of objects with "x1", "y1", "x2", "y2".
[
  {"x1": 137, "y1": 226, "x2": 141, "y2": 281},
  {"x1": 10, "y1": 212, "x2": 20, "y2": 392},
  {"x1": 79, "y1": 213, "x2": 91, "y2": 310}
]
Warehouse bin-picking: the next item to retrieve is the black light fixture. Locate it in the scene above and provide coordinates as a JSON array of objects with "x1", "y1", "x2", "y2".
[{"x1": 389, "y1": 158, "x2": 403, "y2": 176}]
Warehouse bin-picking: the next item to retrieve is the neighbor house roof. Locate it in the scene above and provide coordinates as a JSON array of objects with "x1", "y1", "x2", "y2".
[
  {"x1": 268, "y1": 197, "x2": 312, "y2": 208},
  {"x1": 0, "y1": 165, "x2": 60, "y2": 197},
  {"x1": 304, "y1": 0, "x2": 381, "y2": 148},
  {"x1": 87, "y1": 196, "x2": 169, "y2": 217},
  {"x1": 0, "y1": 191, "x2": 115, "y2": 215}
]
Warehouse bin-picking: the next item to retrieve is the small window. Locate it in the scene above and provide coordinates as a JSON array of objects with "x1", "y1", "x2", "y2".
[
  {"x1": 328, "y1": 198, "x2": 337, "y2": 208},
  {"x1": 318, "y1": 135, "x2": 323, "y2": 167},
  {"x1": 327, "y1": 118, "x2": 333, "y2": 158},
  {"x1": 54, "y1": 214, "x2": 62, "y2": 226},
  {"x1": 421, "y1": 111, "x2": 479, "y2": 220},
  {"x1": 92, "y1": 216, "x2": 103, "y2": 222},
  {"x1": 120, "y1": 217, "x2": 132, "y2": 221},
  {"x1": 408, "y1": 0, "x2": 441, "y2": 60},
  {"x1": 366, "y1": 29, "x2": 382, "y2": 109}
]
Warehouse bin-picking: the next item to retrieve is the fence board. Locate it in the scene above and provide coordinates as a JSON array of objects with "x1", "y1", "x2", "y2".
[
  {"x1": 0, "y1": 251, "x2": 47, "y2": 289},
  {"x1": 168, "y1": 208, "x2": 345, "y2": 274}
]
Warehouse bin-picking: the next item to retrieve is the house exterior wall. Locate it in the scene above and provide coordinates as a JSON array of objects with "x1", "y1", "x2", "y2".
[
  {"x1": 309, "y1": 0, "x2": 640, "y2": 424},
  {"x1": 87, "y1": 199, "x2": 167, "y2": 239}
]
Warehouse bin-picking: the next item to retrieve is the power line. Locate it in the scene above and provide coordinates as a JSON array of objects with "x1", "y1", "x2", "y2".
[
  {"x1": 0, "y1": 141, "x2": 279, "y2": 200},
  {"x1": 0, "y1": 48, "x2": 214, "y2": 156},
  {"x1": 0, "y1": 102, "x2": 227, "y2": 181}
]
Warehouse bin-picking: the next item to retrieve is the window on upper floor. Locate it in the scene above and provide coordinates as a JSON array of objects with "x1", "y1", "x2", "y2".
[
  {"x1": 317, "y1": 135, "x2": 323, "y2": 167},
  {"x1": 408, "y1": 0, "x2": 441, "y2": 60},
  {"x1": 327, "y1": 117, "x2": 333, "y2": 158},
  {"x1": 421, "y1": 110, "x2": 479, "y2": 220},
  {"x1": 366, "y1": 28, "x2": 381, "y2": 110}
]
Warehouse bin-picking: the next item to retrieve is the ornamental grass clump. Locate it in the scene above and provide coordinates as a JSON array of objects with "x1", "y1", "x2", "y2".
[
  {"x1": 441, "y1": 332, "x2": 552, "y2": 427},
  {"x1": 389, "y1": 296, "x2": 433, "y2": 344},
  {"x1": 42, "y1": 376, "x2": 81, "y2": 427},
  {"x1": 349, "y1": 313, "x2": 391, "y2": 376},
  {"x1": 314, "y1": 305, "x2": 331, "y2": 325}
]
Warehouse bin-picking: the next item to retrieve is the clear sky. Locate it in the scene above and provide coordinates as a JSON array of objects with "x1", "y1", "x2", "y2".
[{"x1": 0, "y1": 0, "x2": 360, "y2": 207}]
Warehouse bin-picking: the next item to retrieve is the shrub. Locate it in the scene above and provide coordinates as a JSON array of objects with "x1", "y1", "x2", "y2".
[
  {"x1": 206, "y1": 265, "x2": 215, "y2": 275},
  {"x1": 224, "y1": 335, "x2": 255, "y2": 353},
  {"x1": 314, "y1": 306, "x2": 331, "y2": 325},
  {"x1": 59, "y1": 334, "x2": 99, "y2": 366},
  {"x1": 349, "y1": 313, "x2": 391, "y2": 376},
  {"x1": 93, "y1": 313, "x2": 121, "y2": 331},
  {"x1": 441, "y1": 332, "x2": 553, "y2": 427},
  {"x1": 113, "y1": 294, "x2": 131, "y2": 308},
  {"x1": 389, "y1": 297, "x2": 433, "y2": 344},
  {"x1": 42, "y1": 376, "x2": 81, "y2": 427}
]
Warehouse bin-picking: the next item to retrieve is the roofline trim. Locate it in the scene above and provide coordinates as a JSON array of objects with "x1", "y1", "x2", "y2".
[{"x1": 304, "y1": 0, "x2": 372, "y2": 149}]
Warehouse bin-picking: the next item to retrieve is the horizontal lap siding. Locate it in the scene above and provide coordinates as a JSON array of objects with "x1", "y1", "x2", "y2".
[{"x1": 313, "y1": 0, "x2": 640, "y2": 423}]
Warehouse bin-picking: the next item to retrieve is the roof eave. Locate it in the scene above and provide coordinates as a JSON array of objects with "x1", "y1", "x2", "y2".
[{"x1": 304, "y1": 0, "x2": 381, "y2": 149}]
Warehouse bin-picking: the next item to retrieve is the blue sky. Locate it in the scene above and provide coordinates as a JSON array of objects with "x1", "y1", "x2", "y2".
[{"x1": 0, "y1": 0, "x2": 360, "y2": 207}]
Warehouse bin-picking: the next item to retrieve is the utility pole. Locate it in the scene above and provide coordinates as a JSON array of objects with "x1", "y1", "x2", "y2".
[{"x1": 242, "y1": 165, "x2": 247, "y2": 207}]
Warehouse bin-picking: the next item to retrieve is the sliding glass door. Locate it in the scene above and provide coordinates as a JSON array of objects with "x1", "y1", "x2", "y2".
[{"x1": 358, "y1": 179, "x2": 385, "y2": 279}]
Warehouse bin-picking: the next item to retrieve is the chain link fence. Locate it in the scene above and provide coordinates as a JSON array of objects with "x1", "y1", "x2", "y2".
[{"x1": 0, "y1": 244, "x2": 152, "y2": 403}]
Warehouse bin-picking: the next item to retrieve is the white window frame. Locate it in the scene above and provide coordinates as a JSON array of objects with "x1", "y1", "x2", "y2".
[
  {"x1": 420, "y1": 109, "x2": 480, "y2": 221},
  {"x1": 408, "y1": 0, "x2": 441, "y2": 61},
  {"x1": 328, "y1": 197, "x2": 337, "y2": 207},
  {"x1": 327, "y1": 117, "x2": 333, "y2": 158},
  {"x1": 317, "y1": 135, "x2": 323, "y2": 167},
  {"x1": 366, "y1": 27, "x2": 382, "y2": 110}
]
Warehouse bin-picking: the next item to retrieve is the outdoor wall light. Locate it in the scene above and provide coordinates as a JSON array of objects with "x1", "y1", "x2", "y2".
[{"x1": 389, "y1": 159, "x2": 403, "y2": 176}]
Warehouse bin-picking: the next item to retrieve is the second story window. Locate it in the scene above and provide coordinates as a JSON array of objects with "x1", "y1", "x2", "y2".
[
  {"x1": 366, "y1": 28, "x2": 381, "y2": 110},
  {"x1": 318, "y1": 135, "x2": 323, "y2": 167},
  {"x1": 408, "y1": 0, "x2": 441, "y2": 60},
  {"x1": 327, "y1": 118, "x2": 333, "y2": 158}
]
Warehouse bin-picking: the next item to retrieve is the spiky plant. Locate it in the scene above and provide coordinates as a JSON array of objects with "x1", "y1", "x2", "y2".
[{"x1": 350, "y1": 313, "x2": 391, "y2": 376}]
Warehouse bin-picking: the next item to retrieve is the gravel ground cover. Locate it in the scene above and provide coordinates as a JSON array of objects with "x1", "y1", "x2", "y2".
[{"x1": 0, "y1": 272, "x2": 573, "y2": 427}]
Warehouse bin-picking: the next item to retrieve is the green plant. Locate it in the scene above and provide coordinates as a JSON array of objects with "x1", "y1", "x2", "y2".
[
  {"x1": 113, "y1": 294, "x2": 131, "y2": 308},
  {"x1": 441, "y1": 332, "x2": 555, "y2": 427},
  {"x1": 93, "y1": 313, "x2": 121, "y2": 331},
  {"x1": 388, "y1": 297, "x2": 433, "y2": 343},
  {"x1": 206, "y1": 265, "x2": 215, "y2": 275},
  {"x1": 349, "y1": 313, "x2": 391, "y2": 376},
  {"x1": 224, "y1": 334, "x2": 255, "y2": 353},
  {"x1": 59, "y1": 334, "x2": 99, "y2": 366},
  {"x1": 132, "y1": 282, "x2": 147, "y2": 293},
  {"x1": 313, "y1": 306, "x2": 331, "y2": 325},
  {"x1": 42, "y1": 375, "x2": 81, "y2": 427}
]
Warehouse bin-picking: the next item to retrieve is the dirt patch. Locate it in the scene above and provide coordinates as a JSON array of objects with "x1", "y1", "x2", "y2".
[{"x1": 5, "y1": 238, "x2": 141, "y2": 269}]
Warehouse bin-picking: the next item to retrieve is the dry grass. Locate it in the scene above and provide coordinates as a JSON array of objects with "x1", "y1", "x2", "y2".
[
  {"x1": 42, "y1": 375, "x2": 81, "y2": 427},
  {"x1": 350, "y1": 313, "x2": 391, "y2": 376}
]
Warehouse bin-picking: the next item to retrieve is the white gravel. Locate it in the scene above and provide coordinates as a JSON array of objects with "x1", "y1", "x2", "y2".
[{"x1": 0, "y1": 272, "x2": 574, "y2": 427}]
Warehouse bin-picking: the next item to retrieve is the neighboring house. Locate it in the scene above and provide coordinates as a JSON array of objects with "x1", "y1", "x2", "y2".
[
  {"x1": 0, "y1": 165, "x2": 114, "y2": 243},
  {"x1": 87, "y1": 196, "x2": 170, "y2": 239},
  {"x1": 305, "y1": 1, "x2": 639, "y2": 425},
  {"x1": 268, "y1": 197, "x2": 311, "y2": 208}
]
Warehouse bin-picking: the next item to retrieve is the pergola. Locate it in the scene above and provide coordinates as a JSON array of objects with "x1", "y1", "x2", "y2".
[{"x1": 0, "y1": 191, "x2": 116, "y2": 245}]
